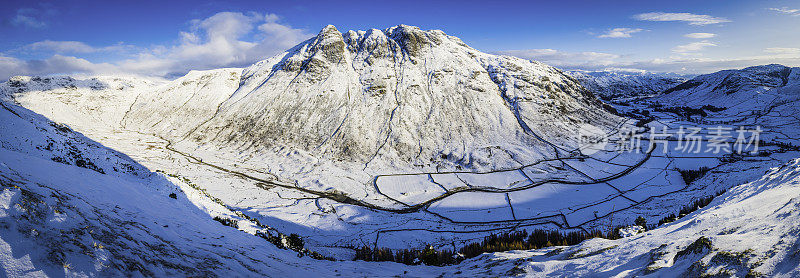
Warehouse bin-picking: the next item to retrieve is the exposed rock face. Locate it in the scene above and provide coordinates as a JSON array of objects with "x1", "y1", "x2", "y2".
[{"x1": 121, "y1": 25, "x2": 620, "y2": 172}]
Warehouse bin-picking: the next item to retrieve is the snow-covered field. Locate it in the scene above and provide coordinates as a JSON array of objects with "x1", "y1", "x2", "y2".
[{"x1": 1, "y1": 25, "x2": 799, "y2": 276}]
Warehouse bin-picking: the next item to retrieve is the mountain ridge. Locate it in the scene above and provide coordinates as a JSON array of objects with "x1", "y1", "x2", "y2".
[{"x1": 567, "y1": 69, "x2": 689, "y2": 99}]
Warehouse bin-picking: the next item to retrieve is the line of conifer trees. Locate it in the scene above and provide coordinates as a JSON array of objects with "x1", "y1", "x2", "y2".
[{"x1": 353, "y1": 228, "x2": 619, "y2": 266}]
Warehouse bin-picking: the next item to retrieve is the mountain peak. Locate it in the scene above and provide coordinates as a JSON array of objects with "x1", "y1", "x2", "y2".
[
  {"x1": 384, "y1": 24, "x2": 423, "y2": 35},
  {"x1": 383, "y1": 25, "x2": 445, "y2": 56},
  {"x1": 315, "y1": 24, "x2": 452, "y2": 55},
  {"x1": 310, "y1": 25, "x2": 346, "y2": 61},
  {"x1": 318, "y1": 24, "x2": 340, "y2": 36},
  {"x1": 739, "y1": 64, "x2": 791, "y2": 75}
]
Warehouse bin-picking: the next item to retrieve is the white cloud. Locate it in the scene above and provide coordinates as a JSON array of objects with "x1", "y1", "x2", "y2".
[
  {"x1": 10, "y1": 6, "x2": 57, "y2": 29},
  {"x1": 11, "y1": 8, "x2": 47, "y2": 28},
  {"x1": 0, "y1": 56, "x2": 27, "y2": 80},
  {"x1": 765, "y1": 47, "x2": 800, "y2": 55},
  {"x1": 599, "y1": 67, "x2": 649, "y2": 74},
  {"x1": 634, "y1": 12, "x2": 731, "y2": 25},
  {"x1": 768, "y1": 7, "x2": 800, "y2": 16},
  {"x1": 115, "y1": 12, "x2": 311, "y2": 77},
  {"x1": 684, "y1": 33, "x2": 716, "y2": 39},
  {"x1": 598, "y1": 28, "x2": 644, "y2": 38},
  {"x1": 0, "y1": 11, "x2": 313, "y2": 80},
  {"x1": 628, "y1": 56, "x2": 800, "y2": 74},
  {"x1": 672, "y1": 41, "x2": 717, "y2": 53},
  {"x1": 496, "y1": 49, "x2": 622, "y2": 68},
  {"x1": 24, "y1": 40, "x2": 133, "y2": 54},
  {"x1": 26, "y1": 41, "x2": 95, "y2": 53},
  {"x1": 0, "y1": 55, "x2": 117, "y2": 80}
]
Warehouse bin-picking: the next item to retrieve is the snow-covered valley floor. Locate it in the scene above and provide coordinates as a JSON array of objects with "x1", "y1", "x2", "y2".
[{"x1": 4, "y1": 91, "x2": 800, "y2": 276}]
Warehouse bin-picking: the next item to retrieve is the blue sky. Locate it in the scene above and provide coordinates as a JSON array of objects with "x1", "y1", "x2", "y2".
[{"x1": 1, "y1": 0, "x2": 799, "y2": 79}]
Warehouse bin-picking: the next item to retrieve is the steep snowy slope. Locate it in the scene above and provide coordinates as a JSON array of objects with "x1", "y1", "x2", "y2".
[
  {"x1": 121, "y1": 68, "x2": 242, "y2": 138},
  {"x1": 0, "y1": 81, "x2": 150, "y2": 180},
  {"x1": 567, "y1": 70, "x2": 688, "y2": 100},
  {"x1": 6, "y1": 75, "x2": 160, "y2": 133}
]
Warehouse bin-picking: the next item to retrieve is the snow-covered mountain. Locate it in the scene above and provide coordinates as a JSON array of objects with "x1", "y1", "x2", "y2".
[
  {"x1": 654, "y1": 64, "x2": 798, "y2": 107},
  {"x1": 2, "y1": 24, "x2": 800, "y2": 276},
  {"x1": 567, "y1": 70, "x2": 688, "y2": 99},
  {"x1": 123, "y1": 25, "x2": 619, "y2": 173}
]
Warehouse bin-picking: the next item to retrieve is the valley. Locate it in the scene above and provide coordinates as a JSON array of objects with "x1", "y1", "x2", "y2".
[{"x1": 2, "y1": 22, "x2": 800, "y2": 277}]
